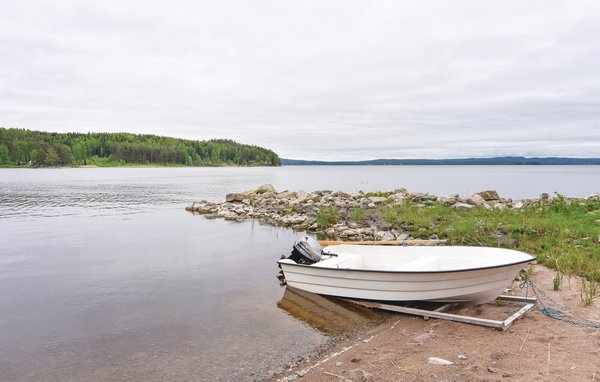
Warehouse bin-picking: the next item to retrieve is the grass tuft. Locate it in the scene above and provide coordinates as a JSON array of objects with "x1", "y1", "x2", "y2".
[
  {"x1": 316, "y1": 206, "x2": 340, "y2": 229},
  {"x1": 580, "y1": 277, "x2": 598, "y2": 306}
]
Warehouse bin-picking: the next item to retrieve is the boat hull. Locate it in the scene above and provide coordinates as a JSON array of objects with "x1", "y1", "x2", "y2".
[{"x1": 279, "y1": 261, "x2": 527, "y2": 304}]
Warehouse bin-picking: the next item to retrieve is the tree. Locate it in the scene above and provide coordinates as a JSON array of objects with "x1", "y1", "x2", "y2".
[
  {"x1": 71, "y1": 142, "x2": 86, "y2": 164},
  {"x1": 0, "y1": 144, "x2": 8, "y2": 164},
  {"x1": 44, "y1": 148, "x2": 61, "y2": 166},
  {"x1": 55, "y1": 144, "x2": 72, "y2": 165},
  {"x1": 0, "y1": 127, "x2": 281, "y2": 167}
]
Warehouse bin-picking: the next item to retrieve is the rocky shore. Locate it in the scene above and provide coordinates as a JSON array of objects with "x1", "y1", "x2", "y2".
[{"x1": 185, "y1": 184, "x2": 592, "y2": 242}]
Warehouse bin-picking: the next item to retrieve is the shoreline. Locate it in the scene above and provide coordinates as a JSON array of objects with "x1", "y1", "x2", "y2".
[
  {"x1": 0, "y1": 164, "x2": 280, "y2": 169},
  {"x1": 186, "y1": 185, "x2": 600, "y2": 381},
  {"x1": 185, "y1": 184, "x2": 600, "y2": 277}
]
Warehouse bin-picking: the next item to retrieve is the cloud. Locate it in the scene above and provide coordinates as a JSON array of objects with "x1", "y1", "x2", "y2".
[{"x1": 1, "y1": 0, "x2": 599, "y2": 160}]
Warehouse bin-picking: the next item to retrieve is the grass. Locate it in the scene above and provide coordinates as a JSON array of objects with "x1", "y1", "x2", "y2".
[
  {"x1": 316, "y1": 206, "x2": 341, "y2": 229},
  {"x1": 327, "y1": 195, "x2": 600, "y2": 282},
  {"x1": 581, "y1": 277, "x2": 598, "y2": 306},
  {"x1": 349, "y1": 207, "x2": 373, "y2": 222},
  {"x1": 553, "y1": 269, "x2": 563, "y2": 291}
]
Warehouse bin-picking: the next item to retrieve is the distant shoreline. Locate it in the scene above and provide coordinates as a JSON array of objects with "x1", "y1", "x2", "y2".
[{"x1": 281, "y1": 156, "x2": 600, "y2": 166}]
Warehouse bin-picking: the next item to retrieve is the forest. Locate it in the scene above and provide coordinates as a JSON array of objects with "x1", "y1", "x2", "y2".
[{"x1": 0, "y1": 128, "x2": 281, "y2": 167}]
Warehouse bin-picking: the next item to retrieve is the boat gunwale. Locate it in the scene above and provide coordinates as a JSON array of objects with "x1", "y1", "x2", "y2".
[{"x1": 277, "y1": 257, "x2": 535, "y2": 275}]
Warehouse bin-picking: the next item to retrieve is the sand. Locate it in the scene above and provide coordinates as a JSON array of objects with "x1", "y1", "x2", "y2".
[{"x1": 272, "y1": 266, "x2": 600, "y2": 382}]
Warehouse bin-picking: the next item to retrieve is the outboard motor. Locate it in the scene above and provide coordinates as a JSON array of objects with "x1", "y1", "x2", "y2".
[{"x1": 286, "y1": 236, "x2": 323, "y2": 265}]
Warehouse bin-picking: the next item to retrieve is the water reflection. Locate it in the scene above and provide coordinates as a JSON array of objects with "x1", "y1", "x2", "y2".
[{"x1": 277, "y1": 287, "x2": 384, "y2": 336}]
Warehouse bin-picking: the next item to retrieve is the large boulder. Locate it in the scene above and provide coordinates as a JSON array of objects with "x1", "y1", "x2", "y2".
[
  {"x1": 296, "y1": 191, "x2": 311, "y2": 203},
  {"x1": 255, "y1": 184, "x2": 276, "y2": 194},
  {"x1": 467, "y1": 194, "x2": 487, "y2": 206},
  {"x1": 475, "y1": 190, "x2": 500, "y2": 201}
]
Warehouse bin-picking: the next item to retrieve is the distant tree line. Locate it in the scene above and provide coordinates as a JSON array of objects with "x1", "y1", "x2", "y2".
[{"x1": 0, "y1": 128, "x2": 281, "y2": 167}]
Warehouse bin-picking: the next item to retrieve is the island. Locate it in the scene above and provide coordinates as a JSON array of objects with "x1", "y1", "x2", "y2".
[{"x1": 0, "y1": 128, "x2": 281, "y2": 167}]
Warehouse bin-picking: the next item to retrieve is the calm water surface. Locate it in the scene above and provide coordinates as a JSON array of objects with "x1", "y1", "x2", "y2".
[{"x1": 1, "y1": 166, "x2": 598, "y2": 381}]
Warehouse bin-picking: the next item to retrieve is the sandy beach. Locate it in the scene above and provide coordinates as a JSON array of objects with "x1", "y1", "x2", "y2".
[{"x1": 272, "y1": 265, "x2": 600, "y2": 382}]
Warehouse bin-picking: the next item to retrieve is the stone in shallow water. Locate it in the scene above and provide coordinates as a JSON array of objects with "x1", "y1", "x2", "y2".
[{"x1": 225, "y1": 193, "x2": 248, "y2": 203}]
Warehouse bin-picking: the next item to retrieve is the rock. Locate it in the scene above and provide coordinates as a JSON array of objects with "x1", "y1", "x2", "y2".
[
  {"x1": 374, "y1": 231, "x2": 395, "y2": 241},
  {"x1": 396, "y1": 232, "x2": 410, "y2": 241},
  {"x1": 476, "y1": 190, "x2": 500, "y2": 201},
  {"x1": 369, "y1": 196, "x2": 387, "y2": 204},
  {"x1": 340, "y1": 229, "x2": 358, "y2": 238},
  {"x1": 256, "y1": 184, "x2": 276, "y2": 194},
  {"x1": 436, "y1": 195, "x2": 456, "y2": 205},
  {"x1": 427, "y1": 357, "x2": 453, "y2": 365},
  {"x1": 196, "y1": 203, "x2": 218, "y2": 214},
  {"x1": 467, "y1": 194, "x2": 487, "y2": 206},
  {"x1": 332, "y1": 191, "x2": 351, "y2": 199},
  {"x1": 219, "y1": 211, "x2": 239, "y2": 220},
  {"x1": 296, "y1": 191, "x2": 311, "y2": 202},
  {"x1": 225, "y1": 193, "x2": 249, "y2": 203},
  {"x1": 512, "y1": 201, "x2": 524, "y2": 209},
  {"x1": 391, "y1": 193, "x2": 406, "y2": 204},
  {"x1": 451, "y1": 203, "x2": 474, "y2": 211},
  {"x1": 277, "y1": 191, "x2": 295, "y2": 199},
  {"x1": 429, "y1": 234, "x2": 439, "y2": 240}
]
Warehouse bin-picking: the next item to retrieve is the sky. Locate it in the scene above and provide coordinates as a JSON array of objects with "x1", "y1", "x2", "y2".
[{"x1": 1, "y1": 1, "x2": 600, "y2": 160}]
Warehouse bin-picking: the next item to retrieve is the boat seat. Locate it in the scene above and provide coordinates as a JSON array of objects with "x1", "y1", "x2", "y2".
[
  {"x1": 393, "y1": 257, "x2": 440, "y2": 271},
  {"x1": 315, "y1": 254, "x2": 362, "y2": 269}
]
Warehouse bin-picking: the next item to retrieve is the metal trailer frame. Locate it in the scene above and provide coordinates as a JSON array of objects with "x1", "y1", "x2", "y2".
[{"x1": 344, "y1": 295, "x2": 537, "y2": 331}]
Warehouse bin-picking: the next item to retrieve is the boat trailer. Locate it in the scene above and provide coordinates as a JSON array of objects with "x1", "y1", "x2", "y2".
[{"x1": 344, "y1": 294, "x2": 537, "y2": 331}]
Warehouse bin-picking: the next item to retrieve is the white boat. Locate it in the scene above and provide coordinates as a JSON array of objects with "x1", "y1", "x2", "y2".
[{"x1": 278, "y1": 237, "x2": 536, "y2": 304}]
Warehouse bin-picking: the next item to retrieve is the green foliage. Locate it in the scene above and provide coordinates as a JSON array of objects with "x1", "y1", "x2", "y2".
[
  {"x1": 0, "y1": 143, "x2": 8, "y2": 164},
  {"x1": 349, "y1": 207, "x2": 371, "y2": 222},
  {"x1": 0, "y1": 128, "x2": 280, "y2": 167},
  {"x1": 316, "y1": 206, "x2": 340, "y2": 229},
  {"x1": 374, "y1": 197, "x2": 600, "y2": 281}
]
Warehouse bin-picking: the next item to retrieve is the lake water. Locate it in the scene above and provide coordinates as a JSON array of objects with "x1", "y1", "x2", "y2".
[{"x1": 1, "y1": 166, "x2": 599, "y2": 381}]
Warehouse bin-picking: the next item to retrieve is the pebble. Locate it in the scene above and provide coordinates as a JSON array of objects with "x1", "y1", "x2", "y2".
[{"x1": 427, "y1": 357, "x2": 454, "y2": 365}]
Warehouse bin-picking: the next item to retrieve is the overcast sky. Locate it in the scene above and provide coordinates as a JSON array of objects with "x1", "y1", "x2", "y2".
[{"x1": 1, "y1": 1, "x2": 600, "y2": 160}]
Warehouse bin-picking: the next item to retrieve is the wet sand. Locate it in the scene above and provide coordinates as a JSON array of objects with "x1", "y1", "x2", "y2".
[{"x1": 272, "y1": 265, "x2": 600, "y2": 382}]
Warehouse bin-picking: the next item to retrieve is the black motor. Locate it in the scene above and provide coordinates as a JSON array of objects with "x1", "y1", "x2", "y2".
[{"x1": 286, "y1": 236, "x2": 323, "y2": 265}]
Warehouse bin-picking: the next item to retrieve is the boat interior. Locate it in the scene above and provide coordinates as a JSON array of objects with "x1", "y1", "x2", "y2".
[{"x1": 313, "y1": 245, "x2": 534, "y2": 272}]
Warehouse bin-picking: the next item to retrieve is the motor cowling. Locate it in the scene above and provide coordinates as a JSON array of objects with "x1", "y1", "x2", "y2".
[{"x1": 286, "y1": 236, "x2": 323, "y2": 265}]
